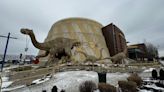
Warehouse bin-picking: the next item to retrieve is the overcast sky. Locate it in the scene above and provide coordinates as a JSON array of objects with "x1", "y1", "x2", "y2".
[{"x1": 0, "y1": 0, "x2": 164, "y2": 57}]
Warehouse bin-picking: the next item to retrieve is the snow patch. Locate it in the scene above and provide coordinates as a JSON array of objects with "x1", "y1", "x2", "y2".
[
  {"x1": 2, "y1": 81, "x2": 13, "y2": 88},
  {"x1": 107, "y1": 72, "x2": 129, "y2": 86},
  {"x1": 1, "y1": 85, "x2": 25, "y2": 92},
  {"x1": 143, "y1": 68, "x2": 155, "y2": 73},
  {"x1": 139, "y1": 89, "x2": 153, "y2": 92},
  {"x1": 144, "y1": 84, "x2": 164, "y2": 90},
  {"x1": 2, "y1": 77, "x2": 9, "y2": 82},
  {"x1": 32, "y1": 75, "x2": 52, "y2": 84},
  {"x1": 32, "y1": 77, "x2": 50, "y2": 84}
]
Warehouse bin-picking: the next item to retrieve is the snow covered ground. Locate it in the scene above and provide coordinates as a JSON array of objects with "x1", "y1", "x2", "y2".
[
  {"x1": 1, "y1": 67, "x2": 164, "y2": 92},
  {"x1": 1, "y1": 71, "x2": 129, "y2": 92},
  {"x1": 159, "y1": 60, "x2": 164, "y2": 66}
]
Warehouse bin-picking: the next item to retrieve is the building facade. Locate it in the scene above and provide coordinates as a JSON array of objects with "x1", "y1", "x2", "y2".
[
  {"x1": 128, "y1": 43, "x2": 147, "y2": 61},
  {"x1": 102, "y1": 23, "x2": 127, "y2": 56}
]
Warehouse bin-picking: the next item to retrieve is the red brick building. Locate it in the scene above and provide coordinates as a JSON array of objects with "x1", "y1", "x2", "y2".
[{"x1": 102, "y1": 23, "x2": 127, "y2": 56}]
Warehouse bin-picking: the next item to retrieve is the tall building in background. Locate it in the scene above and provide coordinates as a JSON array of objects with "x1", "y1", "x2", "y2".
[{"x1": 102, "y1": 23, "x2": 127, "y2": 56}]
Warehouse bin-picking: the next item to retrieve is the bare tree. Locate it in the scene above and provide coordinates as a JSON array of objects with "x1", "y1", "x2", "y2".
[{"x1": 145, "y1": 42, "x2": 159, "y2": 61}]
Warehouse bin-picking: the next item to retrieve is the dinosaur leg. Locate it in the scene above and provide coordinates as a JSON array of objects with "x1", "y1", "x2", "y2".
[
  {"x1": 44, "y1": 54, "x2": 55, "y2": 66},
  {"x1": 36, "y1": 51, "x2": 49, "y2": 59},
  {"x1": 44, "y1": 48, "x2": 59, "y2": 66},
  {"x1": 121, "y1": 59, "x2": 125, "y2": 67},
  {"x1": 65, "y1": 48, "x2": 72, "y2": 61},
  {"x1": 66, "y1": 55, "x2": 72, "y2": 63}
]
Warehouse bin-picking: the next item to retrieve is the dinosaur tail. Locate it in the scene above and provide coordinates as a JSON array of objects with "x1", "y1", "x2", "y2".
[
  {"x1": 98, "y1": 48, "x2": 104, "y2": 59},
  {"x1": 123, "y1": 45, "x2": 127, "y2": 54},
  {"x1": 75, "y1": 50, "x2": 87, "y2": 58}
]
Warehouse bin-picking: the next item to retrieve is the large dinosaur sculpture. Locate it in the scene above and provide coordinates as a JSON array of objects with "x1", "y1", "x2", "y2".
[{"x1": 20, "y1": 28, "x2": 81, "y2": 66}]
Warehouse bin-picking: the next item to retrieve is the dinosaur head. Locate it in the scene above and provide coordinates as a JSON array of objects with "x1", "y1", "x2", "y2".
[
  {"x1": 73, "y1": 42, "x2": 81, "y2": 47},
  {"x1": 20, "y1": 28, "x2": 33, "y2": 35},
  {"x1": 71, "y1": 42, "x2": 81, "y2": 49}
]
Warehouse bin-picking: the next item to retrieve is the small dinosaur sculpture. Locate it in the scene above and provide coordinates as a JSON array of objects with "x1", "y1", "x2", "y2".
[
  {"x1": 105, "y1": 47, "x2": 127, "y2": 64},
  {"x1": 20, "y1": 28, "x2": 81, "y2": 66}
]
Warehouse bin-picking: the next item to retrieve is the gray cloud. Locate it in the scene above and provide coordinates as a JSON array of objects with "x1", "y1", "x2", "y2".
[{"x1": 0, "y1": 0, "x2": 164, "y2": 56}]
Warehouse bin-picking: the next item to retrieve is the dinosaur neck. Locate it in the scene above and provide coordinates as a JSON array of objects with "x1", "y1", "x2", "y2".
[
  {"x1": 77, "y1": 51, "x2": 87, "y2": 57},
  {"x1": 28, "y1": 32, "x2": 47, "y2": 50}
]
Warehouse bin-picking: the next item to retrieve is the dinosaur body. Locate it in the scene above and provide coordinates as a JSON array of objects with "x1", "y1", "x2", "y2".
[
  {"x1": 110, "y1": 52, "x2": 126, "y2": 64},
  {"x1": 75, "y1": 46, "x2": 127, "y2": 65},
  {"x1": 112, "y1": 47, "x2": 127, "y2": 64},
  {"x1": 20, "y1": 28, "x2": 81, "y2": 66},
  {"x1": 75, "y1": 48, "x2": 104, "y2": 63}
]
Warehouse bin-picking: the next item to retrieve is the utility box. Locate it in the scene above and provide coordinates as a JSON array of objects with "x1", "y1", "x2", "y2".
[{"x1": 98, "y1": 72, "x2": 106, "y2": 83}]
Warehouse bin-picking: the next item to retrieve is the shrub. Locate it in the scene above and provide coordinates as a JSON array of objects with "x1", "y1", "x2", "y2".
[
  {"x1": 118, "y1": 80, "x2": 137, "y2": 92},
  {"x1": 79, "y1": 80, "x2": 97, "y2": 92},
  {"x1": 98, "y1": 83, "x2": 116, "y2": 92},
  {"x1": 52, "y1": 85, "x2": 58, "y2": 92},
  {"x1": 127, "y1": 73, "x2": 142, "y2": 86},
  {"x1": 42, "y1": 90, "x2": 46, "y2": 92},
  {"x1": 159, "y1": 69, "x2": 164, "y2": 80},
  {"x1": 60, "y1": 89, "x2": 65, "y2": 92},
  {"x1": 152, "y1": 69, "x2": 158, "y2": 79}
]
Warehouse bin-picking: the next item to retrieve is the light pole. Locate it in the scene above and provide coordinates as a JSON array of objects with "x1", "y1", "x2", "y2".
[{"x1": 0, "y1": 33, "x2": 17, "y2": 71}]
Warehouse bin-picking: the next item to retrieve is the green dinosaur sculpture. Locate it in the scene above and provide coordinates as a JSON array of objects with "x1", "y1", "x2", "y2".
[{"x1": 20, "y1": 28, "x2": 81, "y2": 66}]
